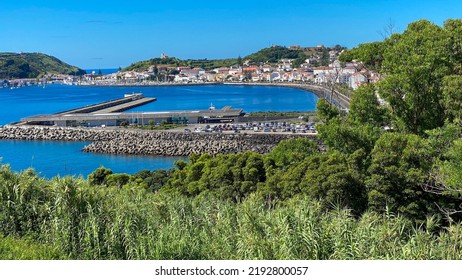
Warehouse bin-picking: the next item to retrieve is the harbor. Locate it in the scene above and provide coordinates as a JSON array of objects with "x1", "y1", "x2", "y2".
[{"x1": 20, "y1": 93, "x2": 245, "y2": 127}]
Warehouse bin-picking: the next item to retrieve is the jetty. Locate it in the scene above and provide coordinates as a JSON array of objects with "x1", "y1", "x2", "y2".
[{"x1": 20, "y1": 93, "x2": 244, "y2": 127}]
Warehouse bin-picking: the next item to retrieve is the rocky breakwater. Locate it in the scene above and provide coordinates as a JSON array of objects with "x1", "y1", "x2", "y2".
[
  {"x1": 0, "y1": 126, "x2": 316, "y2": 156},
  {"x1": 0, "y1": 126, "x2": 114, "y2": 141},
  {"x1": 81, "y1": 131, "x2": 316, "y2": 156}
]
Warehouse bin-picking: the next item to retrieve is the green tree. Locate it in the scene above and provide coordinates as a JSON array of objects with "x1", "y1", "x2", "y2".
[
  {"x1": 106, "y1": 173, "x2": 132, "y2": 188},
  {"x1": 348, "y1": 84, "x2": 388, "y2": 127},
  {"x1": 378, "y1": 20, "x2": 450, "y2": 134},
  {"x1": 339, "y1": 41, "x2": 386, "y2": 71},
  {"x1": 301, "y1": 151, "x2": 367, "y2": 215},
  {"x1": 268, "y1": 138, "x2": 319, "y2": 167},
  {"x1": 88, "y1": 167, "x2": 113, "y2": 186},
  {"x1": 434, "y1": 139, "x2": 462, "y2": 200},
  {"x1": 317, "y1": 117, "x2": 382, "y2": 155},
  {"x1": 366, "y1": 133, "x2": 434, "y2": 220},
  {"x1": 442, "y1": 75, "x2": 462, "y2": 121},
  {"x1": 316, "y1": 99, "x2": 340, "y2": 123}
]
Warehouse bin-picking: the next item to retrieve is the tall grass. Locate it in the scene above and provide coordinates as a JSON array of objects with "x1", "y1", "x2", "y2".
[{"x1": 1, "y1": 164, "x2": 461, "y2": 260}]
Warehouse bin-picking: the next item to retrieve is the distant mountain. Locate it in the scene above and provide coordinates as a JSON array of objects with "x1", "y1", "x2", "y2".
[{"x1": 0, "y1": 52, "x2": 85, "y2": 79}]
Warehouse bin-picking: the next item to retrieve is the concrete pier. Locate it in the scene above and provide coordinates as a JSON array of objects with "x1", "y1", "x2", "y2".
[
  {"x1": 19, "y1": 93, "x2": 244, "y2": 127},
  {"x1": 55, "y1": 93, "x2": 155, "y2": 115}
]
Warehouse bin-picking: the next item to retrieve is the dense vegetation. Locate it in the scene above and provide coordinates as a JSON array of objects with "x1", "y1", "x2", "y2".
[
  {"x1": 124, "y1": 57, "x2": 240, "y2": 72},
  {"x1": 244, "y1": 46, "x2": 305, "y2": 63},
  {"x1": 2, "y1": 19, "x2": 462, "y2": 260},
  {"x1": 0, "y1": 52, "x2": 85, "y2": 79},
  {"x1": 1, "y1": 165, "x2": 462, "y2": 260}
]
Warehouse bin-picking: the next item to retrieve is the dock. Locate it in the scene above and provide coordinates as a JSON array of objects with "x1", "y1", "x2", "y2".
[
  {"x1": 55, "y1": 93, "x2": 156, "y2": 115},
  {"x1": 20, "y1": 93, "x2": 244, "y2": 127}
]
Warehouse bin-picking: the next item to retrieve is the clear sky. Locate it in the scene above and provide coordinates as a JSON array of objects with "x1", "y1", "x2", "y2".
[{"x1": 2, "y1": 0, "x2": 461, "y2": 68}]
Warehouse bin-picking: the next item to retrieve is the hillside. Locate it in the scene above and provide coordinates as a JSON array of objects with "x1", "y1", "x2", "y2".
[
  {"x1": 123, "y1": 56, "x2": 239, "y2": 72},
  {"x1": 0, "y1": 52, "x2": 85, "y2": 79},
  {"x1": 123, "y1": 45, "x2": 345, "y2": 72}
]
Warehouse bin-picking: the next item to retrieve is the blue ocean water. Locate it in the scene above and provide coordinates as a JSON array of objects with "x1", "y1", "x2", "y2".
[
  {"x1": 0, "y1": 84, "x2": 318, "y2": 178},
  {"x1": 0, "y1": 140, "x2": 183, "y2": 179}
]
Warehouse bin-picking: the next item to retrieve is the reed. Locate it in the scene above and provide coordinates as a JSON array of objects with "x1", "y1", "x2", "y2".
[{"x1": 1, "y1": 165, "x2": 461, "y2": 260}]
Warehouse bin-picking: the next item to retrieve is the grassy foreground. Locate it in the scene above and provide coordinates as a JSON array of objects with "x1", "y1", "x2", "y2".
[{"x1": 1, "y1": 165, "x2": 461, "y2": 260}]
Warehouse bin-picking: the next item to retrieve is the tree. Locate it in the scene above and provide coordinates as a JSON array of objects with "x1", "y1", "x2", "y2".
[
  {"x1": 317, "y1": 117, "x2": 382, "y2": 155},
  {"x1": 316, "y1": 99, "x2": 340, "y2": 123},
  {"x1": 300, "y1": 151, "x2": 368, "y2": 215},
  {"x1": 88, "y1": 167, "x2": 113, "y2": 186},
  {"x1": 106, "y1": 173, "x2": 132, "y2": 188},
  {"x1": 348, "y1": 84, "x2": 388, "y2": 127},
  {"x1": 268, "y1": 138, "x2": 319, "y2": 167},
  {"x1": 442, "y1": 75, "x2": 462, "y2": 121},
  {"x1": 366, "y1": 133, "x2": 434, "y2": 220},
  {"x1": 444, "y1": 19, "x2": 462, "y2": 75},
  {"x1": 378, "y1": 20, "x2": 450, "y2": 134},
  {"x1": 320, "y1": 48, "x2": 330, "y2": 66}
]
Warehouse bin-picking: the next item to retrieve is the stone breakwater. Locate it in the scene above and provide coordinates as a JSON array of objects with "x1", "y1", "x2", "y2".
[{"x1": 0, "y1": 126, "x2": 317, "y2": 156}]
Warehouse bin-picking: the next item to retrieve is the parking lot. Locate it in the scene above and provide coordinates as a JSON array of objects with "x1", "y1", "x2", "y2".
[{"x1": 182, "y1": 121, "x2": 317, "y2": 135}]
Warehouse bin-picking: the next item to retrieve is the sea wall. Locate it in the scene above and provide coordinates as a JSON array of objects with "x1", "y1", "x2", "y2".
[{"x1": 0, "y1": 126, "x2": 317, "y2": 156}]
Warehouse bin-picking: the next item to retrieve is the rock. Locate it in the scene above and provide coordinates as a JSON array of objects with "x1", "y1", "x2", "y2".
[{"x1": 0, "y1": 125, "x2": 318, "y2": 156}]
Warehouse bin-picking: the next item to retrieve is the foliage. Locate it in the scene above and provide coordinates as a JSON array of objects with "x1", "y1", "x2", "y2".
[
  {"x1": 166, "y1": 152, "x2": 267, "y2": 202},
  {"x1": 267, "y1": 138, "x2": 318, "y2": 167},
  {"x1": 134, "y1": 169, "x2": 172, "y2": 192},
  {"x1": 0, "y1": 52, "x2": 85, "y2": 79},
  {"x1": 0, "y1": 234, "x2": 66, "y2": 260},
  {"x1": 244, "y1": 46, "x2": 304, "y2": 63},
  {"x1": 366, "y1": 133, "x2": 435, "y2": 220},
  {"x1": 1, "y1": 164, "x2": 462, "y2": 260},
  {"x1": 348, "y1": 84, "x2": 388, "y2": 127},
  {"x1": 442, "y1": 75, "x2": 462, "y2": 121},
  {"x1": 124, "y1": 57, "x2": 182, "y2": 72},
  {"x1": 123, "y1": 56, "x2": 240, "y2": 72},
  {"x1": 316, "y1": 98, "x2": 340, "y2": 123},
  {"x1": 436, "y1": 139, "x2": 462, "y2": 196},
  {"x1": 342, "y1": 19, "x2": 462, "y2": 135},
  {"x1": 88, "y1": 166, "x2": 113, "y2": 186},
  {"x1": 339, "y1": 41, "x2": 386, "y2": 71},
  {"x1": 317, "y1": 117, "x2": 382, "y2": 155}
]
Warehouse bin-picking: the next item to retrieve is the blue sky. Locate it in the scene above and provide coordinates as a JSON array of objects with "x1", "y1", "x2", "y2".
[{"x1": 2, "y1": 0, "x2": 461, "y2": 68}]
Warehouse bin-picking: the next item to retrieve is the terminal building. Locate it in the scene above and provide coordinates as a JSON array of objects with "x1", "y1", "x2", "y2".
[{"x1": 20, "y1": 94, "x2": 245, "y2": 127}]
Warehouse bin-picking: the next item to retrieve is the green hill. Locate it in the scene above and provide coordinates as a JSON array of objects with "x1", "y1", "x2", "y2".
[
  {"x1": 123, "y1": 45, "x2": 346, "y2": 72},
  {"x1": 244, "y1": 45, "x2": 305, "y2": 63},
  {"x1": 123, "y1": 56, "x2": 239, "y2": 72},
  {"x1": 0, "y1": 52, "x2": 85, "y2": 79}
]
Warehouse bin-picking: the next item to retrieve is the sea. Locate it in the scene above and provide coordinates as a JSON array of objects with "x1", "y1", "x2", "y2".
[{"x1": 0, "y1": 79, "x2": 318, "y2": 179}]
